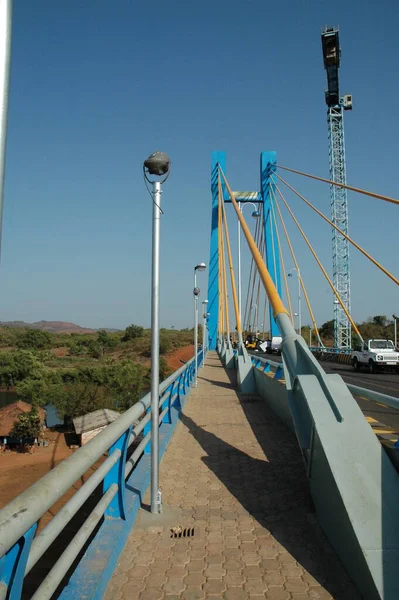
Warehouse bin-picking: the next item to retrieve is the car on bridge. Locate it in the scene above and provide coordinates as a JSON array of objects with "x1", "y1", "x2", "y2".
[{"x1": 352, "y1": 339, "x2": 399, "y2": 373}]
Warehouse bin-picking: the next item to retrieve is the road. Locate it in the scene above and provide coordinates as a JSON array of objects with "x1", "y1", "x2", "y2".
[
  {"x1": 322, "y1": 362, "x2": 399, "y2": 436},
  {"x1": 251, "y1": 352, "x2": 399, "y2": 438}
]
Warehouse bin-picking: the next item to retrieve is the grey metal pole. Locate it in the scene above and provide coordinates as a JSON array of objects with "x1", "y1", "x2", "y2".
[
  {"x1": 395, "y1": 318, "x2": 397, "y2": 350},
  {"x1": 202, "y1": 307, "x2": 206, "y2": 361},
  {"x1": 150, "y1": 181, "x2": 161, "y2": 514},
  {"x1": 298, "y1": 268, "x2": 302, "y2": 337},
  {"x1": 0, "y1": 0, "x2": 12, "y2": 261},
  {"x1": 194, "y1": 270, "x2": 198, "y2": 387}
]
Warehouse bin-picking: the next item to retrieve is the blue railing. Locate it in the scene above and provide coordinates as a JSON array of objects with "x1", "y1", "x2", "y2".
[{"x1": 0, "y1": 351, "x2": 202, "y2": 600}]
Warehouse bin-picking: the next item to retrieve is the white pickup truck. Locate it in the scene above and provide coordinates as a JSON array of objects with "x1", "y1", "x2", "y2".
[{"x1": 352, "y1": 339, "x2": 399, "y2": 373}]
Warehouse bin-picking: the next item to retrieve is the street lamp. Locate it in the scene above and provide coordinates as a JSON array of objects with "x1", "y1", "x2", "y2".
[
  {"x1": 393, "y1": 314, "x2": 398, "y2": 349},
  {"x1": 202, "y1": 300, "x2": 209, "y2": 359},
  {"x1": 237, "y1": 202, "x2": 261, "y2": 328},
  {"x1": 143, "y1": 150, "x2": 171, "y2": 516},
  {"x1": 288, "y1": 268, "x2": 301, "y2": 335},
  {"x1": 194, "y1": 263, "x2": 206, "y2": 386}
]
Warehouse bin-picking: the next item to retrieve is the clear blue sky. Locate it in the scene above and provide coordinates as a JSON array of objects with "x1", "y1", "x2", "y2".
[{"x1": 0, "y1": 0, "x2": 398, "y2": 330}]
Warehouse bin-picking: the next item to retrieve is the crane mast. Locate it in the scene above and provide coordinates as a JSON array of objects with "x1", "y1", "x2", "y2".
[{"x1": 321, "y1": 26, "x2": 352, "y2": 350}]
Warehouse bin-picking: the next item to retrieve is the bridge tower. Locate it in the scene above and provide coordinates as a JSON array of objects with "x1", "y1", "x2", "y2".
[
  {"x1": 321, "y1": 26, "x2": 352, "y2": 349},
  {"x1": 207, "y1": 152, "x2": 281, "y2": 350}
]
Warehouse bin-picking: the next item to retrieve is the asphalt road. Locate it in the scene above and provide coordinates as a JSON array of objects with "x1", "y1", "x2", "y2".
[
  {"x1": 321, "y1": 362, "x2": 399, "y2": 435},
  {"x1": 251, "y1": 351, "x2": 399, "y2": 436}
]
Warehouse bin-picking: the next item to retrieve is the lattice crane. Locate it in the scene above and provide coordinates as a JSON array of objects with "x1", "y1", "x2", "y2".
[{"x1": 321, "y1": 26, "x2": 352, "y2": 349}]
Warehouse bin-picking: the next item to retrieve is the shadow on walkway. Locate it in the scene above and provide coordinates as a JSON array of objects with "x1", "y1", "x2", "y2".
[{"x1": 179, "y1": 370, "x2": 359, "y2": 599}]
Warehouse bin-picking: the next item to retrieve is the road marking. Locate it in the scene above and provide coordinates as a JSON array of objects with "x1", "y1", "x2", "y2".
[
  {"x1": 366, "y1": 416, "x2": 378, "y2": 423},
  {"x1": 376, "y1": 402, "x2": 387, "y2": 408},
  {"x1": 372, "y1": 429, "x2": 396, "y2": 435}
]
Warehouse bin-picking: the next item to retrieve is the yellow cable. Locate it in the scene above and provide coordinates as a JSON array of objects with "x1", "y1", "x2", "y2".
[
  {"x1": 269, "y1": 190, "x2": 294, "y2": 324},
  {"x1": 272, "y1": 187, "x2": 323, "y2": 345},
  {"x1": 220, "y1": 168, "x2": 288, "y2": 319},
  {"x1": 217, "y1": 183, "x2": 224, "y2": 337},
  {"x1": 276, "y1": 164, "x2": 399, "y2": 207},
  {"x1": 274, "y1": 182, "x2": 362, "y2": 341},
  {"x1": 274, "y1": 173, "x2": 399, "y2": 287},
  {"x1": 220, "y1": 189, "x2": 230, "y2": 338},
  {"x1": 219, "y1": 177, "x2": 242, "y2": 335}
]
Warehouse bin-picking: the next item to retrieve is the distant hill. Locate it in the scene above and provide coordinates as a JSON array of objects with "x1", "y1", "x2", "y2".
[{"x1": 0, "y1": 320, "x2": 95, "y2": 334}]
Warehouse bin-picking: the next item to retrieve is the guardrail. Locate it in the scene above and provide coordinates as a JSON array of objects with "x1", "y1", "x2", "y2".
[
  {"x1": 0, "y1": 350, "x2": 202, "y2": 600},
  {"x1": 251, "y1": 354, "x2": 399, "y2": 411}
]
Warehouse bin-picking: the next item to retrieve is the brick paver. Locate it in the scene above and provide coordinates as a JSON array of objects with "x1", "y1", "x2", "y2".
[{"x1": 104, "y1": 352, "x2": 360, "y2": 599}]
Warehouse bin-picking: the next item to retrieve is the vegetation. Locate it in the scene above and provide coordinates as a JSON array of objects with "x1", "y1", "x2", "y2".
[
  {"x1": 318, "y1": 315, "x2": 397, "y2": 348},
  {"x1": 0, "y1": 324, "x2": 194, "y2": 426},
  {"x1": 10, "y1": 406, "x2": 42, "y2": 440}
]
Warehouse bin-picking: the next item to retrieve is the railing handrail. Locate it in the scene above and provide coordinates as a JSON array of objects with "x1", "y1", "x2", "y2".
[
  {"x1": 252, "y1": 354, "x2": 399, "y2": 411},
  {"x1": 0, "y1": 355, "x2": 195, "y2": 557}
]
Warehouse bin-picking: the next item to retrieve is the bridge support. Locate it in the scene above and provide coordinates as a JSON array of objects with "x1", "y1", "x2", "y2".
[{"x1": 260, "y1": 152, "x2": 282, "y2": 339}]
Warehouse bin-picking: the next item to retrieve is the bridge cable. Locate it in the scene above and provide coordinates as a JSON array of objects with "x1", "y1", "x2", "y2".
[
  {"x1": 274, "y1": 173, "x2": 399, "y2": 287},
  {"x1": 273, "y1": 181, "x2": 363, "y2": 343},
  {"x1": 276, "y1": 164, "x2": 399, "y2": 207},
  {"x1": 221, "y1": 212, "x2": 230, "y2": 340},
  {"x1": 218, "y1": 176, "x2": 243, "y2": 341},
  {"x1": 242, "y1": 217, "x2": 259, "y2": 331},
  {"x1": 243, "y1": 216, "x2": 262, "y2": 332},
  {"x1": 270, "y1": 184, "x2": 324, "y2": 347},
  {"x1": 269, "y1": 188, "x2": 294, "y2": 325},
  {"x1": 252, "y1": 226, "x2": 265, "y2": 333},
  {"x1": 217, "y1": 181, "x2": 225, "y2": 338},
  {"x1": 219, "y1": 167, "x2": 288, "y2": 319}
]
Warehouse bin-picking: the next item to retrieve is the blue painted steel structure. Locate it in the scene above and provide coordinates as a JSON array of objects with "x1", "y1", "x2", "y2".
[
  {"x1": 260, "y1": 151, "x2": 282, "y2": 339},
  {"x1": 207, "y1": 152, "x2": 226, "y2": 350},
  {"x1": 208, "y1": 152, "x2": 282, "y2": 348}
]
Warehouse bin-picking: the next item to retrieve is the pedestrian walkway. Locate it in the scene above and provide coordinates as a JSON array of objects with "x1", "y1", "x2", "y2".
[{"x1": 104, "y1": 352, "x2": 360, "y2": 600}]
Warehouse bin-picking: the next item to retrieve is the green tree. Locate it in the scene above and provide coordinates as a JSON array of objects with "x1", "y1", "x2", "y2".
[
  {"x1": 17, "y1": 329, "x2": 52, "y2": 350},
  {"x1": 10, "y1": 406, "x2": 42, "y2": 440},
  {"x1": 319, "y1": 320, "x2": 334, "y2": 340},
  {"x1": 122, "y1": 324, "x2": 144, "y2": 342}
]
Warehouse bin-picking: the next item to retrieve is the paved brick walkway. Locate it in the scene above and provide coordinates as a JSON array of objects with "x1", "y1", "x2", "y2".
[{"x1": 104, "y1": 352, "x2": 360, "y2": 600}]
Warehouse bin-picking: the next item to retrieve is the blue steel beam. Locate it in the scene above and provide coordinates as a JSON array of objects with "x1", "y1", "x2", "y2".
[
  {"x1": 207, "y1": 152, "x2": 226, "y2": 350},
  {"x1": 260, "y1": 152, "x2": 282, "y2": 338}
]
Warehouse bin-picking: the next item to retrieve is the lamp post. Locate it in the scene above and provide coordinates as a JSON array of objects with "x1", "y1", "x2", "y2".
[
  {"x1": 393, "y1": 314, "x2": 398, "y2": 350},
  {"x1": 0, "y1": 0, "x2": 12, "y2": 262},
  {"x1": 143, "y1": 150, "x2": 171, "y2": 515},
  {"x1": 202, "y1": 300, "x2": 209, "y2": 359},
  {"x1": 288, "y1": 268, "x2": 301, "y2": 336},
  {"x1": 237, "y1": 203, "x2": 261, "y2": 326},
  {"x1": 194, "y1": 263, "x2": 206, "y2": 386}
]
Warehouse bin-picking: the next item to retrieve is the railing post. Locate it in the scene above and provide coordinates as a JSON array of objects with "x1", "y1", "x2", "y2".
[
  {"x1": 274, "y1": 365, "x2": 283, "y2": 380},
  {"x1": 0, "y1": 523, "x2": 36, "y2": 600},
  {"x1": 143, "y1": 407, "x2": 152, "y2": 455},
  {"x1": 162, "y1": 384, "x2": 173, "y2": 425},
  {"x1": 263, "y1": 362, "x2": 271, "y2": 373},
  {"x1": 103, "y1": 426, "x2": 132, "y2": 520}
]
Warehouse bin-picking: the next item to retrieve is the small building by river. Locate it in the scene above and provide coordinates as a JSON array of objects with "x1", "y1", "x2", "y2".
[{"x1": 72, "y1": 409, "x2": 121, "y2": 446}]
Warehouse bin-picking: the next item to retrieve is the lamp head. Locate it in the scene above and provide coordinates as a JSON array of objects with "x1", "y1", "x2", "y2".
[
  {"x1": 144, "y1": 151, "x2": 171, "y2": 177},
  {"x1": 252, "y1": 210, "x2": 261, "y2": 218},
  {"x1": 193, "y1": 287, "x2": 200, "y2": 296},
  {"x1": 202, "y1": 299, "x2": 209, "y2": 305},
  {"x1": 195, "y1": 262, "x2": 206, "y2": 271}
]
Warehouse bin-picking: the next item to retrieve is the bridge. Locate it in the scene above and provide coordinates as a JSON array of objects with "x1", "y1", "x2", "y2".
[
  {"x1": 1, "y1": 3, "x2": 399, "y2": 599},
  {"x1": 0, "y1": 150, "x2": 399, "y2": 600}
]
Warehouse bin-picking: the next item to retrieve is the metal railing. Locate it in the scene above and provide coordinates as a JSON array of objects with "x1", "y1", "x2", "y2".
[{"x1": 0, "y1": 350, "x2": 202, "y2": 600}]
